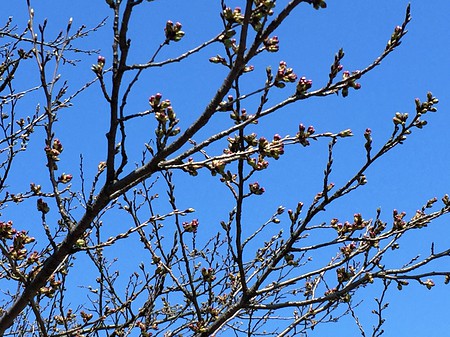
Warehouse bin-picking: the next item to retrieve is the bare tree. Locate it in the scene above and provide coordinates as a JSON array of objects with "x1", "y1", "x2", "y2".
[{"x1": 0, "y1": 1, "x2": 448, "y2": 336}]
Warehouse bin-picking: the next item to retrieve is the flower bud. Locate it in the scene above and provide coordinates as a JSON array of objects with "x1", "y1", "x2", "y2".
[
  {"x1": 37, "y1": 198, "x2": 50, "y2": 214},
  {"x1": 183, "y1": 219, "x2": 199, "y2": 233},
  {"x1": 249, "y1": 182, "x2": 265, "y2": 195},
  {"x1": 58, "y1": 173, "x2": 73, "y2": 184}
]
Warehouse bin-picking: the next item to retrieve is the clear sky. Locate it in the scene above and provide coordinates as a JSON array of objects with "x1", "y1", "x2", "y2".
[{"x1": 1, "y1": 1, "x2": 450, "y2": 336}]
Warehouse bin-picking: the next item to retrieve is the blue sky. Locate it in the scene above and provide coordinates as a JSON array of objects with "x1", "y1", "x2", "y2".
[{"x1": 1, "y1": 1, "x2": 450, "y2": 336}]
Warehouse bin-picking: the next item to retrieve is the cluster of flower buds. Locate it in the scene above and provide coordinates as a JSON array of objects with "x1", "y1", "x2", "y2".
[
  {"x1": 219, "y1": 30, "x2": 239, "y2": 53},
  {"x1": 201, "y1": 267, "x2": 216, "y2": 283},
  {"x1": 149, "y1": 93, "x2": 168, "y2": 112},
  {"x1": 155, "y1": 262, "x2": 167, "y2": 275},
  {"x1": 247, "y1": 156, "x2": 269, "y2": 171},
  {"x1": 328, "y1": 48, "x2": 344, "y2": 84},
  {"x1": 224, "y1": 132, "x2": 283, "y2": 176},
  {"x1": 27, "y1": 251, "x2": 40, "y2": 265},
  {"x1": 423, "y1": 279, "x2": 435, "y2": 290},
  {"x1": 219, "y1": 95, "x2": 235, "y2": 112},
  {"x1": 336, "y1": 267, "x2": 355, "y2": 283},
  {"x1": 414, "y1": 119, "x2": 428, "y2": 130},
  {"x1": 222, "y1": 38, "x2": 239, "y2": 53},
  {"x1": 91, "y1": 55, "x2": 106, "y2": 75},
  {"x1": 392, "y1": 209, "x2": 407, "y2": 230},
  {"x1": 164, "y1": 21, "x2": 185, "y2": 43},
  {"x1": 274, "y1": 61, "x2": 297, "y2": 88},
  {"x1": 324, "y1": 287, "x2": 337, "y2": 298},
  {"x1": 254, "y1": 0, "x2": 276, "y2": 9},
  {"x1": 253, "y1": 1, "x2": 275, "y2": 13},
  {"x1": 411, "y1": 209, "x2": 429, "y2": 228},
  {"x1": 392, "y1": 112, "x2": 409, "y2": 126},
  {"x1": 360, "y1": 218, "x2": 386, "y2": 248},
  {"x1": 415, "y1": 92, "x2": 438, "y2": 115},
  {"x1": 226, "y1": 135, "x2": 241, "y2": 153},
  {"x1": 424, "y1": 197, "x2": 438, "y2": 209},
  {"x1": 156, "y1": 106, "x2": 174, "y2": 124},
  {"x1": 303, "y1": 281, "x2": 313, "y2": 297},
  {"x1": 296, "y1": 76, "x2": 313, "y2": 95},
  {"x1": 341, "y1": 70, "x2": 361, "y2": 97},
  {"x1": 15, "y1": 118, "x2": 25, "y2": 127},
  {"x1": 188, "y1": 321, "x2": 206, "y2": 333},
  {"x1": 17, "y1": 48, "x2": 29, "y2": 59},
  {"x1": 149, "y1": 93, "x2": 180, "y2": 148},
  {"x1": 80, "y1": 311, "x2": 93, "y2": 323},
  {"x1": 227, "y1": 272, "x2": 241, "y2": 290},
  {"x1": 209, "y1": 54, "x2": 227, "y2": 66},
  {"x1": 151, "y1": 255, "x2": 161, "y2": 265},
  {"x1": 7, "y1": 193, "x2": 23, "y2": 203},
  {"x1": 10, "y1": 230, "x2": 35, "y2": 260},
  {"x1": 136, "y1": 321, "x2": 153, "y2": 337},
  {"x1": 218, "y1": 98, "x2": 248, "y2": 123},
  {"x1": 30, "y1": 183, "x2": 41, "y2": 195},
  {"x1": 408, "y1": 93, "x2": 439, "y2": 130},
  {"x1": 249, "y1": 181, "x2": 265, "y2": 195},
  {"x1": 386, "y1": 25, "x2": 403, "y2": 51},
  {"x1": 243, "y1": 133, "x2": 258, "y2": 147},
  {"x1": 1, "y1": 221, "x2": 41, "y2": 276},
  {"x1": 183, "y1": 219, "x2": 199, "y2": 233},
  {"x1": 270, "y1": 134, "x2": 284, "y2": 158},
  {"x1": 357, "y1": 174, "x2": 367, "y2": 186},
  {"x1": 0, "y1": 220, "x2": 15, "y2": 240},
  {"x1": 39, "y1": 274, "x2": 61, "y2": 298},
  {"x1": 136, "y1": 321, "x2": 152, "y2": 337},
  {"x1": 324, "y1": 288, "x2": 351, "y2": 303},
  {"x1": 340, "y1": 242, "x2": 356, "y2": 258},
  {"x1": 220, "y1": 171, "x2": 237, "y2": 183},
  {"x1": 57, "y1": 173, "x2": 73, "y2": 184},
  {"x1": 341, "y1": 293, "x2": 351, "y2": 303},
  {"x1": 209, "y1": 160, "x2": 226, "y2": 176},
  {"x1": 331, "y1": 213, "x2": 369, "y2": 237},
  {"x1": 296, "y1": 124, "x2": 315, "y2": 147},
  {"x1": 276, "y1": 205, "x2": 285, "y2": 215},
  {"x1": 222, "y1": 7, "x2": 244, "y2": 25},
  {"x1": 308, "y1": 0, "x2": 327, "y2": 10},
  {"x1": 45, "y1": 138, "x2": 63, "y2": 163},
  {"x1": 364, "y1": 128, "x2": 372, "y2": 154},
  {"x1": 230, "y1": 108, "x2": 256, "y2": 124},
  {"x1": 313, "y1": 191, "x2": 324, "y2": 204},
  {"x1": 258, "y1": 135, "x2": 284, "y2": 159},
  {"x1": 288, "y1": 202, "x2": 303, "y2": 223},
  {"x1": 251, "y1": 1, "x2": 275, "y2": 30},
  {"x1": 263, "y1": 36, "x2": 279, "y2": 52},
  {"x1": 284, "y1": 253, "x2": 298, "y2": 266},
  {"x1": 207, "y1": 306, "x2": 219, "y2": 319},
  {"x1": 182, "y1": 157, "x2": 202, "y2": 176},
  {"x1": 338, "y1": 129, "x2": 353, "y2": 137}
]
